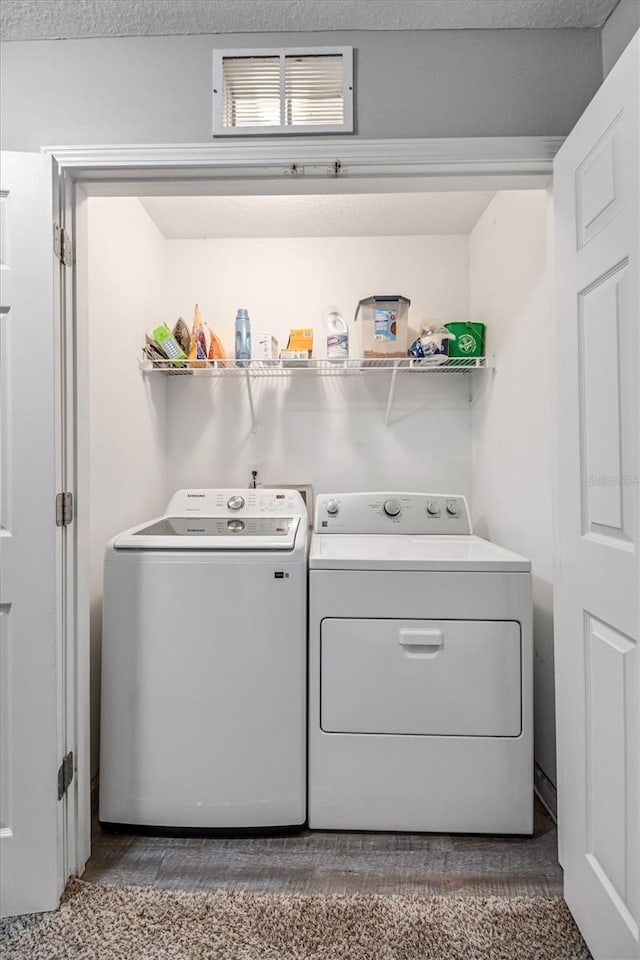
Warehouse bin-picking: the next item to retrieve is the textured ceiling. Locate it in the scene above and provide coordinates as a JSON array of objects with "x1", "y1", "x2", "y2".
[
  {"x1": 138, "y1": 192, "x2": 496, "y2": 239},
  {"x1": 1, "y1": 0, "x2": 620, "y2": 41}
]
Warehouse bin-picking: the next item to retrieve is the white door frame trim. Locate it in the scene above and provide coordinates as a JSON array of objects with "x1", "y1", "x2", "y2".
[
  {"x1": 49, "y1": 134, "x2": 563, "y2": 877},
  {"x1": 48, "y1": 136, "x2": 562, "y2": 178}
]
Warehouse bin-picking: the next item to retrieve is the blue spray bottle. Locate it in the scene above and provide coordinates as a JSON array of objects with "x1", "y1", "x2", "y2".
[{"x1": 235, "y1": 308, "x2": 251, "y2": 365}]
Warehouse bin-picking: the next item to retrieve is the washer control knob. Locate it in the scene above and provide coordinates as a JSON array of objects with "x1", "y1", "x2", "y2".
[
  {"x1": 227, "y1": 495, "x2": 245, "y2": 511},
  {"x1": 227, "y1": 519, "x2": 245, "y2": 532},
  {"x1": 326, "y1": 500, "x2": 339, "y2": 516},
  {"x1": 446, "y1": 500, "x2": 459, "y2": 516},
  {"x1": 384, "y1": 499, "x2": 401, "y2": 517},
  {"x1": 426, "y1": 501, "x2": 441, "y2": 516}
]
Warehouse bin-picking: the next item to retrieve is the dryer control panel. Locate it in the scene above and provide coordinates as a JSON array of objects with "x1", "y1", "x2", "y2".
[{"x1": 314, "y1": 492, "x2": 472, "y2": 536}]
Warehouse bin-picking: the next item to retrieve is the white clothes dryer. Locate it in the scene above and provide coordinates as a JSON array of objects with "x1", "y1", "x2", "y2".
[
  {"x1": 308, "y1": 492, "x2": 533, "y2": 835},
  {"x1": 99, "y1": 488, "x2": 308, "y2": 833}
]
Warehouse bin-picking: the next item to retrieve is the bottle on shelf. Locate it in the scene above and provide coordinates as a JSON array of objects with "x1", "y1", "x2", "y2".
[
  {"x1": 235, "y1": 308, "x2": 252, "y2": 365},
  {"x1": 326, "y1": 309, "x2": 348, "y2": 363}
]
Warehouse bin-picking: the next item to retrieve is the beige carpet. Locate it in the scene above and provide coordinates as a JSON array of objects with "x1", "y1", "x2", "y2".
[{"x1": 0, "y1": 880, "x2": 590, "y2": 960}]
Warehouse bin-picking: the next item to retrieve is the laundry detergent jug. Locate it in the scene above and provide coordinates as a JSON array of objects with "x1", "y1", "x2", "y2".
[
  {"x1": 326, "y1": 311, "x2": 349, "y2": 362},
  {"x1": 235, "y1": 308, "x2": 251, "y2": 364}
]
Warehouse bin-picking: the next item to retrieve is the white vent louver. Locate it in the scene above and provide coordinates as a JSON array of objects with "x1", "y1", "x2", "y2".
[
  {"x1": 213, "y1": 48, "x2": 353, "y2": 136},
  {"x1": 222, "y1": 56, "x2": 281, "y2": 128},
  {"x1": 284, "y1": 54, "x2": 344, "y2": 126}
]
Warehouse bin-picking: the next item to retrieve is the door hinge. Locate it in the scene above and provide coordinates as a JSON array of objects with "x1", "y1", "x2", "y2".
[
  {"x1": 56, "y1": 492, "x2": 73, "y2": 526},
  {"x1": 53, "y1": 222, "x2": 73, "y2": 266},
  {"x1": 57, "y1": 751, "x2": 74, "y2": 801}
]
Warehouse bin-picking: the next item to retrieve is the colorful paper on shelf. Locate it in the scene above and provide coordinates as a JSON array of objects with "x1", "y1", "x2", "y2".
[
  {"x1": 172, "y1": 317, "x2": 191, "y2": 353},
  {"x1": 189, "y1": 303, "x2": 207, "y2": 367},
  {"x1": 152, "y1": 325, "x2": 188, "y2": 367},
  {"x1": 205, "y1": 323, "x2": 227, "y2": 366}
]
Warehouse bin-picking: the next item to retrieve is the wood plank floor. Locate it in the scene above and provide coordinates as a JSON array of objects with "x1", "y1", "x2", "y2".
[{"x1": 84, "y1": 799, "x2": 561, "y2": 897}]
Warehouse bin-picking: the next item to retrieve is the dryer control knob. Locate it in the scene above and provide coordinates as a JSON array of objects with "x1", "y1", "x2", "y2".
[
  {"x1": 384, "y1": 499, "x2": 401, "y2": 517},
  {"x1": 326, "y1": 500, "x2": 339, "y2": 516},
  {"x1": 227, "y1": 495, "x2": 245, "y2": 511},
  {"x1": 446, "y1": 500, "x2": 459, "y2": 516},
  {"x1": 426, "y1": 501, "x2": 441, "y2": 516}
]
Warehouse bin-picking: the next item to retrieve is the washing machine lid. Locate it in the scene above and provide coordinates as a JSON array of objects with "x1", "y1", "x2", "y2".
[
  {"x1": 114, "y1": 515, "x2": 300, "y2": 551},
  {"x1": 309, "y1": 534, "x2": 531, "y2": 572}
]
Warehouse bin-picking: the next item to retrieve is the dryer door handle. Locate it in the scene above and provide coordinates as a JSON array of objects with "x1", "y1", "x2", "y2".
[{"x1": 398, "y1": 627, "x2": 444, "y2": 657}]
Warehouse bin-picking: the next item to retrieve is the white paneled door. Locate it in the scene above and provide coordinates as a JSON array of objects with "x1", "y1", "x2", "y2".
[
  {"x1": 0, "y1": 152, "x2": 61, "y2": 916},
  {"x1": 554, "y1": 33, "x2": 639, "y2": 960}
]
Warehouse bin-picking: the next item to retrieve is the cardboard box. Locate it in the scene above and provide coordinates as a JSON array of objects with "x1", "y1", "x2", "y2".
[
  {"x1": 286, "y1": 328, "x2": 314, "y2": 355},
  {"x1": 280, "y1": 350, "x2": 310, "y2": 367},
  {"x1": 255, "y1": 334, "x2": 279, "y2": 360}
]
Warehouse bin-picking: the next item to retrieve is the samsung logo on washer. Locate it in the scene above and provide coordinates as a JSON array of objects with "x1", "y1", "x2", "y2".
[{"x1": 186, "y1": 492, "x2": 206, "y2": 512}]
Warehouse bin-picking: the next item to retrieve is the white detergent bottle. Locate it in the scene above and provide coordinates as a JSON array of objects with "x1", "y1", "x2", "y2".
[{"x1": 326, "y1": 310, "x2": 349, "y2": 363}]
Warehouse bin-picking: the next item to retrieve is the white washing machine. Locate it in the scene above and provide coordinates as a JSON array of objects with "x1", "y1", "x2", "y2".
[
  {"x1": 99, "y1": 488, "x2": 308, "y2": 833},
  {"x1": 309, "y1": 492, "x2": 533, "y2": 835}
]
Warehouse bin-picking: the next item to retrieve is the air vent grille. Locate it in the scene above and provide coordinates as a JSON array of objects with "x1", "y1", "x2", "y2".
[{"x1": 214, "y1": 47, "x2": 353, "y2": 136}]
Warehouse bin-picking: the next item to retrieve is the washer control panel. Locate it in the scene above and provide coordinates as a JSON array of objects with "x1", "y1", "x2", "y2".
[
  {"x1": 314, "y1": 492, "x2": 471, "y2": 535},
  {"x1": 167, "y1": 488, "x2": 305, "y2": 517}
]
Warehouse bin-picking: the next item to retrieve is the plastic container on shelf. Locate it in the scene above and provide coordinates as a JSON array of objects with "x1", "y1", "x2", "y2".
[
  {"x1": 355, "y1": 295, "x2": 410, "y2": 358},
  {"x1": 235, "y1": 308, "x2": 252, "y2": 363},
  {"x1": 326, "y1": 311, "x2": 349, "y2": 362},
  {"x1": 444, "y1": 322, "x2": 485, "y2": 358}
]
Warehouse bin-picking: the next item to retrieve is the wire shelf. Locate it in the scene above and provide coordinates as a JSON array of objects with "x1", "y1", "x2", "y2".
[{"x1": 138, "y1": 355, "x2": 492, "y2": 377}]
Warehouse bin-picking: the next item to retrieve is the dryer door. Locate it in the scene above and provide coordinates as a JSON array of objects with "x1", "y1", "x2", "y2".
[{"x1": 321, "y1": 619, "x2": 521, "y2": 737}]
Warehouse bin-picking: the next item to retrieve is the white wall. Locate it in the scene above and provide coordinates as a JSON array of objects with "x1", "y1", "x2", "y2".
[
  {"x1": 602, "y1": 1, "x2": 640, "y2": 76},
  {"x1": 162, "y1": 235, "x2": 472, "y2": 497},
  {"x1": 87, "y1": 197, "x2": 170, "y2": 775},
  {"x1": 162, "y1": 235, "x2": 469, "y2": 356},
  {"x1": 469, "y1": 190, "x2": 556, "y2": 792},
  {"x1": 0, "y1": 29, "x2": 603, "y2": 150}
]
